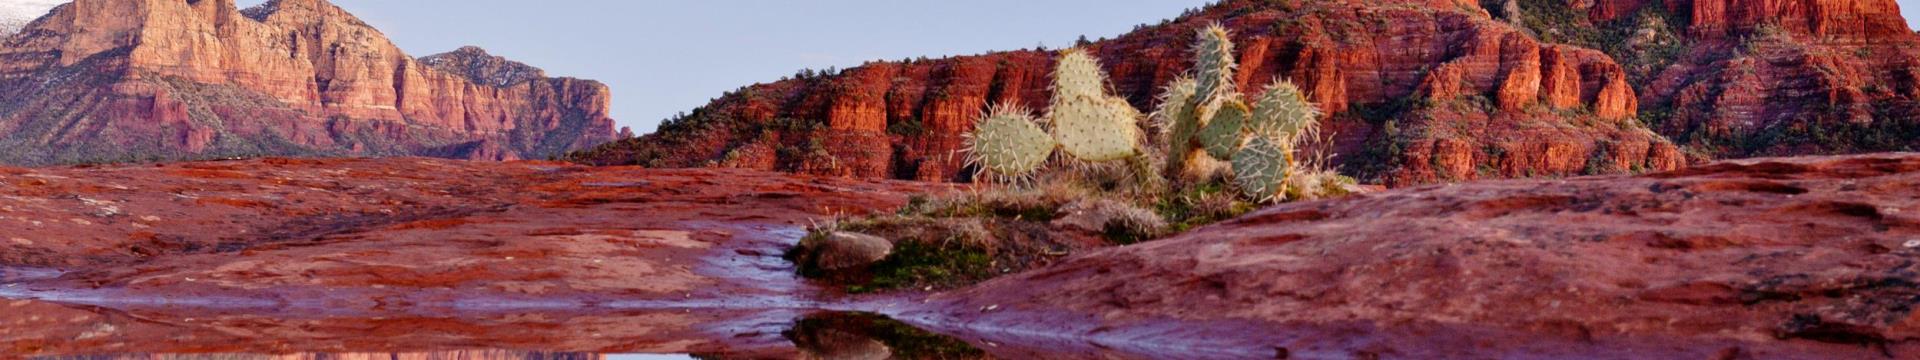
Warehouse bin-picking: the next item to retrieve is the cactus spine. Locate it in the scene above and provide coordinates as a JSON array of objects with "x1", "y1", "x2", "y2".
[{"x1": 964, "y1": 105, "x2": 1055, "y2": 182}]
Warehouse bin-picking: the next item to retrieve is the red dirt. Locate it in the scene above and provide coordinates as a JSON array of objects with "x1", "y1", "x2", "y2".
[{"x1": 916, "y1": 153, "x2": 1920, "y2": 359}]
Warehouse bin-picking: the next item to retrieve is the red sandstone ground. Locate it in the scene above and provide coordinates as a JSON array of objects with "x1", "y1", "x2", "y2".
[
  {"x1": 16, "y1": 155, "x2": 1920, "y2": 358},
  {"x1": 0, "y1": 157, "x2": 942, "y2": 358},
  {"x1": 913, "y1": 153, "x2": 1920, "y2": 359},
  {"x1": 0, "y1": 158, "x2": 934, "y2": 305}
]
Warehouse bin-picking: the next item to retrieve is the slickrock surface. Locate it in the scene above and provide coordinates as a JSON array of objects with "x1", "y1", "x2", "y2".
[
  {"x1": 0, "y1": 157, "x2": 929, "y2": 303},
  {"x1": 917, "y1": 153, "x2": 1920, "y2": 358},
  {"x1": 0, "y1": 0, "x2": 617, "y2": 165},
  {"x1": 0, "y1": 157, "x2": 963, "y2": 359},
  {"x1": 0, "y1": 297, "x2": 796, "y2": 358},
  {"x1": 577, "y1": 0, "x2": 1684, "y2": 186}
]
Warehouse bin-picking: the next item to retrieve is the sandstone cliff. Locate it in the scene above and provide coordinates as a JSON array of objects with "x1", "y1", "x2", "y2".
[
  {"x1": 0, "y1": 0, "x2": 617, "y2": 165},
  {"x1": 573, "y1": 0, "x2": 1683, "y2": 186},
  {"x1": 1534, "y1": 0, "x2": 1920, "y2": 159}
]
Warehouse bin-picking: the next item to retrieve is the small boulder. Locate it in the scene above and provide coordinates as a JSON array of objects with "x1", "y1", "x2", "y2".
[{"x1": 808, "y1": 231, "x2": 894, "y2": 271}]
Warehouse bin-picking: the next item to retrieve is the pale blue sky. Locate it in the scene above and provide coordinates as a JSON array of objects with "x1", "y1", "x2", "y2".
[{"x1": 228, "y1": 0, "x2": 1211, "y2": 134}]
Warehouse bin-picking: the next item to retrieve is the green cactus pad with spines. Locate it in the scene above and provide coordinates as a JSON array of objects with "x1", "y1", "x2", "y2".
[
  {"x1": 1250, "y1": 80, "x2": 1319, "y2": 142},
  {"x1": 1053, "y1": 49, "x2": 1107, "y2": 101},
  {"x1": 966, "y1": 106, "x2": 1055, "y2": 179},
  {"x1": 1231, "y1": 135, "x2": 1294, "y2": 202},
  {"x1": 1051, "y1": 94, "x2": 1139, "y2": 162},
  {"x1": 1200, "y1": 99, "x2": 1249, "y2": 159},
  {"x1": 1156, "y1": 78, "x2": 1202, "y2": 175},
  {"x1": 1192, "y1": 24, "x2": 1237, "y2": 106},
  {"x1": 1155, "y1": 77, "x2": 1199, "y2": 142}
]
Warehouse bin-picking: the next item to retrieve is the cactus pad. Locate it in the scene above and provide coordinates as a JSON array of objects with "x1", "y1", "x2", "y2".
[
  {"x1": 1250, "y1": 80, "x2": 1320, "y2": 141},
  {"x1": 1200, "y1": 99, "x2": 1250, "y2": 159},
  {"x1": 1052, "y1": 48, "x2": 1107, "y2": 102},
  {"x1": 965, "y1": 106, "x2": 1055, "y2": 179},
  {"x1": 1192, "y1": 24, "x2": 1237, "y2": 105},
  {"x1": 1051, "y1": 95, "x2": 1140, "y2": 162},
  {"x1": 1231, "y1": 135, "x2": 1294, "y2": 202}
]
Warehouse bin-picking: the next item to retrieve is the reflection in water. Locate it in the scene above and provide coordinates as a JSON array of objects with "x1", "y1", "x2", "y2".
[
  {"x1": 4, "y1": 297, "x2": 988, "y2": 360},
  {"x1": 785, "y1": 313, "x2": 987, "y2": 360}
]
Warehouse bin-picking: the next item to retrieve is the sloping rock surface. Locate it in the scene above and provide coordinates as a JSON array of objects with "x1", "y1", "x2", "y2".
[{"x1": 922, "y1": 153, "x2": 1920, "y2": 358}]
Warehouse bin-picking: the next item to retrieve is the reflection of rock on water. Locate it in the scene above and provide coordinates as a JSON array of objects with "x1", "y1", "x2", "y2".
[
  {"x1": 34, "y1": 351, "x2": 604, "y2": 360},
  {"x1": 791, "y1": 328, "x2": 892, "y2": 360},
  {"x1": 783, "y1": 312, "x2": 988, "y2": 360}
]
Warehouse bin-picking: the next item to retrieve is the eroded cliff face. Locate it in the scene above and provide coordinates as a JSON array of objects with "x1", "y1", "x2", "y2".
[
  {"x1": 0, "y1": 0, "x2": 616, "y2": 165},
  {"x1": 577, "y1": 0, "x2": 1683, "y2": 186},
  {"x1": 1550, "y1": 0, "x2": 1920, "y2": 159}
]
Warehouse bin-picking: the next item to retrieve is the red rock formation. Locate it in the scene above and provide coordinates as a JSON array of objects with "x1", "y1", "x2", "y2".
[
  {"x1": 1585, "y1": 0, "x2": 1911, "y2": 41},
  {"x1": 1569, "y1": 0, "x2": 1920, "y2": 159},
  {"x1": 0, "y1": 0, "x2": 615, "y2": 165},
  {"x1": 578, "y1": 0, "x2": 1682, "y2": 186},
  {"x1": 924, "y1": 153, "x2": 1920, "y2": 358}
]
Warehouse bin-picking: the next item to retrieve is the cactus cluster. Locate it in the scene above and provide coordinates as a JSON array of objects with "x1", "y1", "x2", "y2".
[
  {"x1": 963, "y1": 48, "x2": 1145, "y2": 182},
  {"x1": 964, "y1": 24, "x2": 1341, "y2": 203},
  {"x1": 1156, "y1": 23, "x2": 1325, "y2": 202}
]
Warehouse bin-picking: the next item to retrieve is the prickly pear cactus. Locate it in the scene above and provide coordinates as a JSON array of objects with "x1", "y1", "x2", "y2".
[
  {"x1": 1048, "y1": 48, "x2": 1140, "y2": 163},
  {"x1": 1231, "y1": 135, "x2": 1293, "y2": 202},
  {"x1": 1199, "y1": 99, "x2": 1249, "y2": 159},
  {"x1": 1155, "y1": 77, "x2": 1198, "y2": 140},
  {"x1": 1051, "y1": 94, "x2": 1140, "y2": 162},
  {"x1": 965, "y1": 105, "x2": 1056, "y2": 180},
  {"x1": 1192, "y1": 24, "x2": 1237, "y2": 105},
  {"x1": 1052, "y1": 48, "x2": 1106, "y2": 101},
  {"x1": 1250, "y1": 80, "x2": 1319, "y2": 141},
  {"x1": 1156, "y1": 77, "x2": 1204, "y2": 175}
]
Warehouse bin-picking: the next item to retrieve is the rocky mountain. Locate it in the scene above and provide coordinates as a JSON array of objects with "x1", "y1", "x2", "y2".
[
  {"x1": 576, "y1": 0, "x2": 1920, "y2": 187},
  {"x1": 0, "y1": 0, "x2": 617, "y2": 165},
  {"x1": 1502, "y1": 0, "x2": 1920, "y2": 161},
  {"x1": 573, "y1": 0, "x2": 1687, "y2": 185}
]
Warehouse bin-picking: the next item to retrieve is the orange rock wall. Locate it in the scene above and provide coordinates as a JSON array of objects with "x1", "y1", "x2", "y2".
[{"x1": 0, "y1": 0, "x2": 615, "y2": 163}]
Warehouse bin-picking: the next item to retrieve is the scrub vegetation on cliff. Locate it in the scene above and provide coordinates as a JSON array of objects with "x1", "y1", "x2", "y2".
[
  {"x1": 789, "y1": 25, "x2": 1360, "y2": 293},
  {"x1": 570, "y1": 0, "x2": 1685, "y2": 187}
]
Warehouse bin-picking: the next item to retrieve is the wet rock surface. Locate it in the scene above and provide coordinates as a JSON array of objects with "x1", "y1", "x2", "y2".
[
  {"x1": 12, "y1": 154, "x2": 1920, "y2": 358},
  {"x1": 920, "y1": 153, "x2": 1920, "y2": 358},
  {"x1": 0, "y1": 157, "x2": 929, "y2": 304}
]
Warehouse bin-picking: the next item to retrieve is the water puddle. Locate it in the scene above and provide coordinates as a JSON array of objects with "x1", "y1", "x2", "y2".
[{"x1": 1, "y1": 298, "x2": 988, "y2": 359}]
